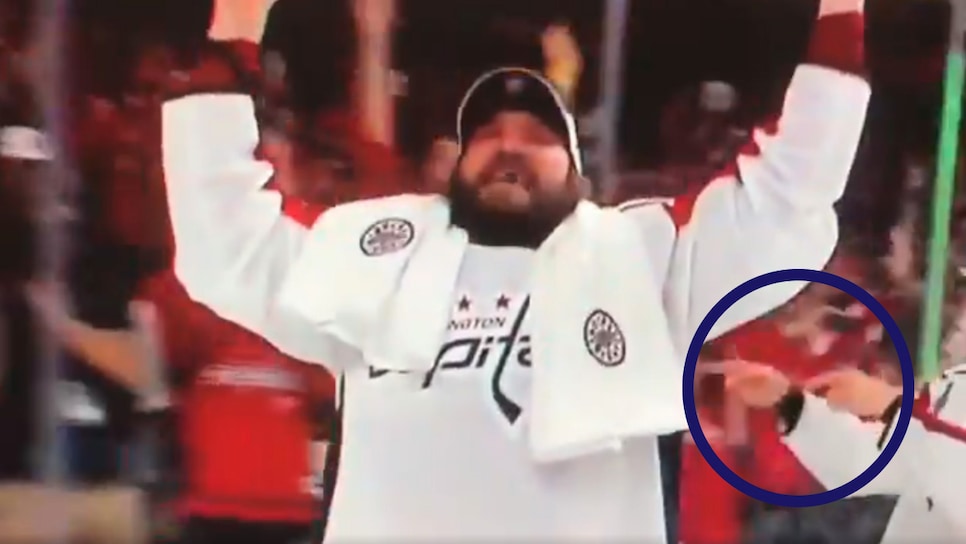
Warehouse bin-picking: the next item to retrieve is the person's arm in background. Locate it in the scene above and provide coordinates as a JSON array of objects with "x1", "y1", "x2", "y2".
[
  {"x1": 621, "y1": 0, "x2": 870, "y2": 345},
  {"x1": 46, "y1": 319, "x2": 144, "y2": 391},
  {"x1": 163, "y1": 0, "x2": 332, "y2": 362},
  {"x1": 354, "y1": 0, "x2": 396, "y2": 147},
  {"x1": 25, "y1": 235, "x2": 152, "y2": 392},
  {"x1": 730, "y1": 357, "x2": 966, "y2": 523},
  {"x1": 26, "y1": 274, "x2": 203, "y2": 393}
]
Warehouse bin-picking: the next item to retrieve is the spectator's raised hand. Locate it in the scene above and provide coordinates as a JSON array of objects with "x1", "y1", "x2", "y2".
[
  {"x1": 818, "y1": 0, "x2": 864, "y2": 17},
  {"x1": 354, "y1": 0, "x2": 395, "y2": 35},
  {"x1": 209, "y1": 0, "x2": 279, "y2": 42},
  {"x1": 541, "y1": 23, "x2": 582, "y2": 103},
  {"x1": 542, "y1": 24, "x2": 581, "y2": 72},
  {"x1": 186, "y1": 0, "x2": 277, "y2": 96}
]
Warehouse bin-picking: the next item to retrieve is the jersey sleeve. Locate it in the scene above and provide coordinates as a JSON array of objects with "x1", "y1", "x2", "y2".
[
  {"x1": 268, "y1": 206, "x2": 368, "y2": 369},
  {"x1": 782, "y1": 393, "x2": 908, "y2": 496},
  {"x1": 161, "y1": 93, "x2": 323, "y2": 349},
  {"x1": 786, "y1": 374, "x2": 966, "y2": 514},
  {"x1": 621, "y1": 12, "x2": 870, "y2": 344}
]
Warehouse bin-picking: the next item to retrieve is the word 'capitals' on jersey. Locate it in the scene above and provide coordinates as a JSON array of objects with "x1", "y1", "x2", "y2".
[{"x1": 369, "y1": 293, "x2": 531, "y2": 424}]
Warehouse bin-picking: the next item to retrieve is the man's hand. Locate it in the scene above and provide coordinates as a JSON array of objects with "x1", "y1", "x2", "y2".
[
  {"x1": 805, "y1": 368, "x2": 900, "y2": 419},
  {"x1": 355, "y1": 0, "x2": 395, "y2": 35},
  {"x1": 210, "y1": 0, "x2": 279, "y2": 42},
  {"x1": 541, "y1": 23, "x2": 582, "y2": 103},
  {"x1": 818, "y1": 0, "x2": 864, "y2": 17},
  {"x1": 721, "y1": 360, "x2": 792, "y2": 409},
  {"x1": 542, "y1": 24, "x2": 582, "y2": 73}
]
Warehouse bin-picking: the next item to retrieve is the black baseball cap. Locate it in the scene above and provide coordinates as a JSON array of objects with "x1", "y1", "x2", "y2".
[{"x1": 456, "y1": 67, "x2": 583, "y2": 175}]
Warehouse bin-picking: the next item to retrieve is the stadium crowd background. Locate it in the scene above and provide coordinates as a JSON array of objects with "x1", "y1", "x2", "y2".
[{"x1": 0, "y1": 0, "x2": 963, "y2": 542}]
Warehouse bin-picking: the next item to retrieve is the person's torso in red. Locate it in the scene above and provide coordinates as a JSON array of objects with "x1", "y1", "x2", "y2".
[
  {"x1": 722, "y1": 320, "x2": 824, "y2": 494},
  {"x1": 139, "y1": 271, "x2": 333, "y2": 523},
  {"x1": 679, "y1": 440, "x2": 746, "y2": 544},
  {"x1": 679, "y1": 319, "x2": 824, "y2": 544}
]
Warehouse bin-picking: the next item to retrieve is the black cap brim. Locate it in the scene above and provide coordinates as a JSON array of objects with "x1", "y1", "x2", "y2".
[{"x1": 456, "y1": 67, "x2": 582, "y2": 174}]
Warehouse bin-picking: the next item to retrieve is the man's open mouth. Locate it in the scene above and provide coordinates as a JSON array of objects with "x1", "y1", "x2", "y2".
[{"x1": 493, "y1": 169, "x2": 522, "y2": 185}]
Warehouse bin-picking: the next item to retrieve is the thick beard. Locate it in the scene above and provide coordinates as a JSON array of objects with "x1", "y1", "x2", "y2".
[{"x1": 448, "y1": 173, "x2": 580, "y2": 249}]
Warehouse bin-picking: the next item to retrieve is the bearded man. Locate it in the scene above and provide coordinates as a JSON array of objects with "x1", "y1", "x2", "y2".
[{"x1": 160, "y1": 0, "x2": 869, "y2": 538}]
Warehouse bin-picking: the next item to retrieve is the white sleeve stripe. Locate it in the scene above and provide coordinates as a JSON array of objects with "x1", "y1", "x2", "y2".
[{"x1": 616, "y1": 197, "x2": 673, "y2": 212}]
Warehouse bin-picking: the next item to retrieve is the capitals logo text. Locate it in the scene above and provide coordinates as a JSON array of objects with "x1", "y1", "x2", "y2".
[{"x1": 370, "y1": 294, "x2": 531, "y2": 424}]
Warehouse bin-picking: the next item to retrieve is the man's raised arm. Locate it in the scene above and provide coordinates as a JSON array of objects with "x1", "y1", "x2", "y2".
[
  {"x1": 622, "y1": 0, "x2": 870, "y2": 343},
  {"x1": 162, "y1": 0, "x2": 321, "y2": 347}
]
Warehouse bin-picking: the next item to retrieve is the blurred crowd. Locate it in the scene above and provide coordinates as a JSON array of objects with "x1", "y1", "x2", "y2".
[{"x1": 1, "y1": 0, "x2": 965, "y2": 542}]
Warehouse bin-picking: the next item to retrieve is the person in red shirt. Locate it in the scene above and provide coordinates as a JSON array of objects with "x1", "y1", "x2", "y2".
[
  {"x1": 139, "y1": 272, "x2": 334, "y2": 543},
  {"x1": 26, "y1": 269, "x2": 333, "y2": 544},
  {"x1": 681, "y1": 316, "x2": 825, "y2": 544},
  {"x1": 681, "y1": 260, "x2": 903, "y2": 544},
  {"x1": 36, "y1": 4, "x2": 409, "y2": 543}
]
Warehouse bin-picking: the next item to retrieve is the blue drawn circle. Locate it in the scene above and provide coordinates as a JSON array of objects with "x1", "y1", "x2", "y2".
[{"x1": 682, "y1": 268, "x2": 914, "y2": 508}]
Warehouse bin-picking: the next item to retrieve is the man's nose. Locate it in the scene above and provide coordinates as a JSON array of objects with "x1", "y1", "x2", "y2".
[{"x1": 495, "y1": 131, "x2": 527, "y2": 154}]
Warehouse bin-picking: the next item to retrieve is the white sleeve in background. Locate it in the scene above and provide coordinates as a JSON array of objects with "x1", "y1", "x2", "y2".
[
  {"x1": 162, "y1": 93, "x2": 312, "y2": 352},
  {"x1": 783, "y1": 393, "x2": 909, "y2": 496},
  {"x1": 786, "y1": 376, "x2": 966, "y2": 529}
]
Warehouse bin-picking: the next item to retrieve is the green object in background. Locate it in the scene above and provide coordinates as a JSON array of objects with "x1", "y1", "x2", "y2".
[{"x1": 919, "y1": 43, "x2": 966, "y2": 382}]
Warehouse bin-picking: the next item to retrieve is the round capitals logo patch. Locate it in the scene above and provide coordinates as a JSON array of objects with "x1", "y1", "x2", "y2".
[
  {"x1": 359, "y1": 218, "x2": 415, "y2": 256},
  {"x1": 583, "y1": 309, "x2": 626, "y2": 367}
]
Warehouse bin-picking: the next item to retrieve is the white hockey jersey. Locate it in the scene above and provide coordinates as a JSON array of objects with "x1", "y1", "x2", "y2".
[{"x1": 159, "y1": 14, "x2": 869, "y2": 540}]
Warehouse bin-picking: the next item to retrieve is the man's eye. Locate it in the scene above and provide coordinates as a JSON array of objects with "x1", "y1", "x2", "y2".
[
  {"x1": 473, "y1": 125, "x2": 499, "y2": 140},
  {"x1": 526, "y1": 126, "x2": 562, "y2": 145}
]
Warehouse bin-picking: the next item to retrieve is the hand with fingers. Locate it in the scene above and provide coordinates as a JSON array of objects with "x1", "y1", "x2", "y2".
[
  {"x1": 209, "y1": 0, "x2": 280, "y2": 42},
  {"x1": 804, "y1": 368, "x2": 901, "y2": 419},
  {"x1": 818, "y1": 0, "x2": 864, "y2": 17},
  {"x1": 719, "y1": 359, "x2": 793, "y2": 409},
  {"x1": 541, "y1": 23, "x2": 582, "y2": 105},
  {"x1": 541, "y1": 24, "x2": 582, "y2": 73}
]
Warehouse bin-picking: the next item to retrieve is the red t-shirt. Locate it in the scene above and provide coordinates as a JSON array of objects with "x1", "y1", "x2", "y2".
[
  {"x1": 719, "y1": 320, "x2": 824, "y2": 492},
  {"x1": 679, "y1": 441, "x2": 746, "y2": 544},
  {"x1": 680, "y1": 320, "x2": 823, "y2": 544},
  {"x1": 138, "y1": 271, "x2": 334, "y2": 523}
]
